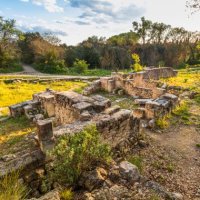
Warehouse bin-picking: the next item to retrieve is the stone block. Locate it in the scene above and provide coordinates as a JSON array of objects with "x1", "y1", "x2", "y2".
[
  {"x1": 107, "y1": 80, "x2": 115, "y2": 92},
  {"x1": 119, "y1": 161, "x2": 140, "y2": 183},
  {"x1": 134, "y1": 99, "x2": 153, "y2": 105},
  {"x1": 162, "y1": 93, "x2": 178, "y2": 101},
  {"x1": 80, "y1": 111, "x2": 92, "y2": 121},
  {"x1": 104, "y1": 105, "x2": 121, "y2": 115},
  {"x1": 37, "y1": 119, "x2": 54, "y2": 152},
  {"x1": 132, "y1": 108, "x2": 146, "y2": 119},
  {"x1": 9, "y1": 101, "x2": 30, "y2": 117},
  {"x1": 73, "y1": 102, "x2": 93, "y2": 112}
]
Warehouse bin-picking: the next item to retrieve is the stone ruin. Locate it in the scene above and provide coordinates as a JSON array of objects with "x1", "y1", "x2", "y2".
[{"x1": 1, "y1": 67, "x2": 182, "y2": 199}]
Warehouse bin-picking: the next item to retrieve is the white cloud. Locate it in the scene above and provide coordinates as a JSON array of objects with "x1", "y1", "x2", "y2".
[
  {"x1": 17, "y1": 18, "x2": 68, "y2": 36},
  {"x1": 23, "y1": 0, "x2": 64, "y2": 12}
]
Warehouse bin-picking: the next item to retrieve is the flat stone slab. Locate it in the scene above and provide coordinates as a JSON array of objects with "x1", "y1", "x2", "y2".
[
  {"x1": 104, "y1": 105, "x2": 121, "y2": 115},
  {"x1": 73, "y1": 102, "x2": 93, "y2": 112},
  {"x1": 135, "y1": 99, "x2": 153, "y2": 105},
  {"x1": 154, "y1": 98, "x2": 170, "y2": 108},
  {"x1": 0, "y1": 150, "x2": 44, "y2": 177},
  {"x1": 162, "y1": 93, "x2": 178, "y2": 100},
  {"x1": 54, "y1": 121, "x2": 91, "y2": 137}
]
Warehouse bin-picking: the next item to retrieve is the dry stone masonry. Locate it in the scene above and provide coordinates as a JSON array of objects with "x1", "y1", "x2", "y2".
[
  {"x1": 8, "y1": 67, "x2": 179, "y2": 155},
  {"x1": 4, "y1": 67, "x2": 182, "y2": 199}
]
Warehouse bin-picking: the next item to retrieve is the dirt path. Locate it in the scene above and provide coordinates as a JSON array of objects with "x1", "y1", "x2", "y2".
[
  {"x1": 0, "y1": 64, "x2": 98, "y2": 80},
  {"x1": 19, "y1": 64, "x2": 43, "y2": 75},
  {"x1": 136, "y1": 120, "x2": 200, "y2": 199}
]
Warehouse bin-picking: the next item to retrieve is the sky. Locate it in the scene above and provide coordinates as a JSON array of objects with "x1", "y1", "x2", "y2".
[{"x1": 0, "y1": 0, "x2": 199, "y2": 45}]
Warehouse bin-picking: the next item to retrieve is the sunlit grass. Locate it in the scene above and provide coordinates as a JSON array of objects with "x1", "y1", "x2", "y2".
[
  {"x1": 0, "y1": 80, "x2": 87, "y2": 107},
  {"x1": 0, "y1": 171, "x2": 28, "y2": 200},
  {"x1": 0, "y1": 117, "x2": 35, "y2": 156},
  {"x1": 162, "y1": 70, "x2": 200, "y2": 92}
]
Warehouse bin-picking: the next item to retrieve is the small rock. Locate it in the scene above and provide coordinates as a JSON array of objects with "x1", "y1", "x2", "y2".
[
  {"x1": 118, "y1": 89, "x2": 124, "y2": 95},
  {"x1": 1, "y1": 154, "x2": 16, "y2": 162},
  {"x1": 79, "y1": 167, "x2": 107, "y2": 191},
  {"x1": 171, "y1": 192, "x2": 183, "y2": 200},
  {"x1": 38, "y1": 189, "x2": 60, "y2": 200},
  {"x1": 119, "y1": 161, "x2": 140, "y2": 183},
  {"x1": 161, "y1": 83, "x2": 167, "y2": 89},
  {"x1": 148, "y1": 119, "x2": 155, "y2": 128},
  {"x1": 138, "y1": 140, "x2": 148, "y2": 148},
  {"x1": 80, "y1": 111, "x2": 91, "y2": 121},
  {"x1": 34, "y1": 114, "x2": 44, "y2": 122}
]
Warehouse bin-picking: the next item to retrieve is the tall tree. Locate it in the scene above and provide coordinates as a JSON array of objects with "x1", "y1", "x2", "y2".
[
  {"x1": 0, "y1": 17, "x2": 22, "y2": 67},
  {"x1": 132, "y1": 17, "x2": 152, "y2": 44},
  {"x1": 186, "y1": 0, "x2": 200, "y2": 13}
]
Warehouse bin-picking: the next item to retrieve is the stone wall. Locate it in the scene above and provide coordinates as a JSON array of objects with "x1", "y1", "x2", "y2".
[
  {"x1": 7, "y1": 83, "x2": 180, "y2": 198},
  {"x1": 85, "y1": 67, "x2": 177, "y2": 99}
]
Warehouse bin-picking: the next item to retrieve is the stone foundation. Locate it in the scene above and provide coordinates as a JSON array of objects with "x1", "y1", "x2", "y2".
[
  {"x1": 5, "y1": 68, "x2": 180, "y2": 198},
  {"x1": 84, "y1": 67, "x2": 177, "y2": 99}
]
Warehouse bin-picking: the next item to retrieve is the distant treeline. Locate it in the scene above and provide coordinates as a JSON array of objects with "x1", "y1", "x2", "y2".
[{"x1": 0, "y1": 16, "x2": 200, "y2": 73}]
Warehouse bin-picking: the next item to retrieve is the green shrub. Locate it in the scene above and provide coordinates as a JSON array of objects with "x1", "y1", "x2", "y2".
[
  {"x1": 72, "y1": 59, "x2": 89, "y2": 74},
  {"x1": 0, "y1": 62, "x2": 23, "y2": 73},
  {"x1": 0, "y1": 171, "x2": 28, "y2": 200},
  {"x1": 172, "y1": 102, "x2": 190, "y2": 123},
  {"x1": 194, "y1": 94, "x2": 200, "y2": 104},
  {"x1": 50, "y1": 125, "x2": 111, "y2": 185},
  {"x1": 156, "y1": 116, "x2": 169, "y2": 129},
  {"x1": 34, "y1": 51, "x2": 67, "y2": 74},
  {"x1": 196, "y1": 144, "x2": 200, "y2": 148}
]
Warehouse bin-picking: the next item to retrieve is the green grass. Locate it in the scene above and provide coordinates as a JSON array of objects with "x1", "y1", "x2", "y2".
[
  {"x1": 156, "y1": 116, "x2": 170, "y2": 129},
  {"x1": 0, "y1": 117, "x2": 35, "y2": 156},
  {"x1": 128, "y1": 155, "x2": 143, "y2": 172},
  {"x1": 0, "y1": 171, "x2": 28, "y2": 200},
  {"x1": 95, "y1": 91, "x2": 138, "y2": 110},
  {"x1": 196, "y1": 144, "x2": 200, "y2": 148},
  {"x1": 172, "y1": 101, "x2": 191, "y2": 124},
  {"x1": 68, "y1": 68, "x2": 111, "y2": 76},
  {"x1": 0, "y1": 64, "x2": 23, "y2": 73},
  {"x1": 194, "y1": 94, "x2": 200, "y2": 104},
  {"x1": 162, "y1": 69, "x2": 200, "y2": 93},
  {"x1": 34, "y1": 64, "x2": 111, "y2": 76}
]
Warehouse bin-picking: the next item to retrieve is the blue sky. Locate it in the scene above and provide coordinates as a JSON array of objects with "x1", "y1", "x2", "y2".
[{"x1": 0, "y1": 0, "x2": 199, "y2": 45}]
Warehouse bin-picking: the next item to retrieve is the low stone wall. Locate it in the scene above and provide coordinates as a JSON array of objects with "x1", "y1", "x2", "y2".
[
  {"x1": 143, "y1": 67, "x2": 177, "y2": 80},
  {"x1": 84, "y1": 67, "x2": 177, "y2": 99},
  {"x1": 6, "y1": 85, "x2": 180, "y2": 198}
]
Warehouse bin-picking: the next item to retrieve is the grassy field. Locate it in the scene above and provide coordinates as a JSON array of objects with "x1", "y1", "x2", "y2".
[
  {"x1": 0, "y1": 80, "x2": 87, "y2": 107},
  {"x1": 0, "y1": 79, "x2": 87, "y2": 156},
  {"x1": 162, "y1": 70, "x2": 200, "y2": 93},
  {"x1": 0, "y1": 80, "x2": 87, "y2": 117},
  {"x1": 0, "y1": 117, "x2": 35, "y2": 156}
]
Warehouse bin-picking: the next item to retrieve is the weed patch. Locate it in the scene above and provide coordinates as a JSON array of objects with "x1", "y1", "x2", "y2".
[
  {"x1": 172, "y1": 102, "x2": 190, "y2": 124},
  {"x1": 60, "y1": 188, "x2": 73, "y2": 200},
  {"x1": 0, "y1": 171, "x2": 28, "y2": 200},
  {"x1": 128, "y1": 155, "x2": 143, "y2": 172}
]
